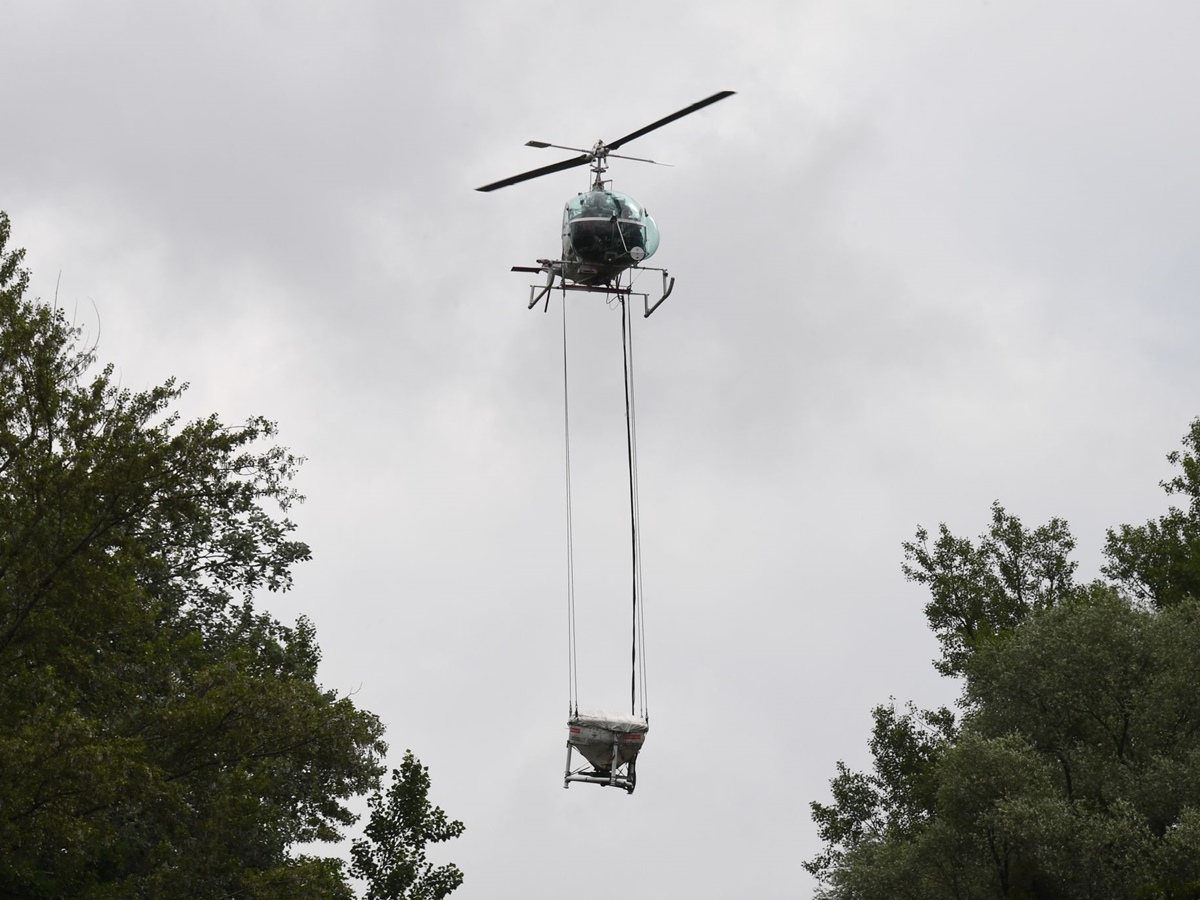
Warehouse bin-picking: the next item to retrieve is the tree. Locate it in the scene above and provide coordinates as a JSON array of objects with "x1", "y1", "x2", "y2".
[
  {"x1": 809, "y1": 421, "x2": 1200, "y2": 898},
  {"x1": 350, "y1": 751, "x2": 466, "y2": 900},
  {"x1": 807, "y1": 701, "x2": 959, "y2": 893},
  {"x1": 0, "y1": 210, "x2": 401, "y2": 897},
  {"x1": 1104, "y1": 418, "x2": 1200, "y2": 608},
  {"x1": 901, "y1": 503, "x2": 1076, "y2": 677}
]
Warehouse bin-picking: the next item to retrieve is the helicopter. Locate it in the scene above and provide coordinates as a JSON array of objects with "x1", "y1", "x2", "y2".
[{"x1": 476, "y1": 90, "x2": 734, "y2": 316}]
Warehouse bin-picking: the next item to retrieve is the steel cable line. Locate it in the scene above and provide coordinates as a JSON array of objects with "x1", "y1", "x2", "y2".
[
  {"x1": 620, "y1": 295, "x2": 648, "y2": 719},
  {"x1": 561, "y1": 293, "x2": 579, "y2": 715}
]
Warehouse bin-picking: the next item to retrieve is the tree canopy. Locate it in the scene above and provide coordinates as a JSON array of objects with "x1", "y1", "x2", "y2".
[
  {"x1": 351, "y1": 751, "x2": 466, "y2": 900},
  {"x1": 0, "y1": 211, "x2": 461, "y2": 898},
  {"x1": 808, "y1": 421, "x2": 1200, "y2": 899}
]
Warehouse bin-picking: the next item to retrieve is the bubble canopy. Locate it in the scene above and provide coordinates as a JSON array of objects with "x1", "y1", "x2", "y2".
[{"x1": 562, "y1": 190, "x2": 659, "y2": 264}]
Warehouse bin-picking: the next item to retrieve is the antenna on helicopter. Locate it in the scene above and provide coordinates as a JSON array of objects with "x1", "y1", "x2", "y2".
[{"x1": 475, "y1": 90, "x2": 734, "y2": 193}]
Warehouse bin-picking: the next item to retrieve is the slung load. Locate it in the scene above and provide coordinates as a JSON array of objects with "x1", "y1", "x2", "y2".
[{"x1": 478, "y1": 92, "x2": 734, "y2": 796}]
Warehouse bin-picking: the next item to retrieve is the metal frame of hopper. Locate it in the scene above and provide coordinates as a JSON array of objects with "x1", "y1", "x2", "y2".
[{"x1": 563, "y1": 720, "x2": 646, "y2": 795}]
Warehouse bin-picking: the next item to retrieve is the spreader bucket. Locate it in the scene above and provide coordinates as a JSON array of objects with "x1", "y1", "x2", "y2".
[{"x1": 564, "y1": 711, "x2": 648, "y2": 794}]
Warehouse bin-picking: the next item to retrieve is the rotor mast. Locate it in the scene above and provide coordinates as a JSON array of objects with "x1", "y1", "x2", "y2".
[{"x1": 589, "y1": 141, "x2": 609, "y2": 191}]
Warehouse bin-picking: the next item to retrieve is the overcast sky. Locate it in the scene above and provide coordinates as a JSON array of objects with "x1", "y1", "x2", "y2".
[{"x1": 3, "y1": 2, "x2": 1200, "y2": 896}]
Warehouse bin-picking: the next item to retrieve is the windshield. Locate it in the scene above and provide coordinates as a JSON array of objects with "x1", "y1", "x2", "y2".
[{"x1": 564, "y1": 191, "x2": 644, "y2": 222}]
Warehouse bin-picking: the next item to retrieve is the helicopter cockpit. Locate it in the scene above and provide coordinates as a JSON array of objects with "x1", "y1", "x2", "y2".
[{"x1": 562, "y1": 190, "x2": 660, "y2": 270}]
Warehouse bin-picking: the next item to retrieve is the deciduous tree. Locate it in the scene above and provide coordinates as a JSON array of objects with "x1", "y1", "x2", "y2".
[
  {"x1": 809, "y1": 421, "x2": 1200, "y2": 898},
  {"x1": 351, "y1": 751, "x2": 465, "y2": 900},
  {"x1": 0, "y1": 211, "x2": 401, "y2": 897}
]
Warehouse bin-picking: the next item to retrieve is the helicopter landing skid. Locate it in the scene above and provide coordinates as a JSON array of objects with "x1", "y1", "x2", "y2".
[{"x1": 511, "y1": 264, "x2": 675, "y2": 318}]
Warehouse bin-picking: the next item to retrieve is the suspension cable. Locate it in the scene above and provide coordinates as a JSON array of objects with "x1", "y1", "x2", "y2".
[
  {"x1": 619, "y1": 295, "x2": 647, "y2": 719},
  {"x1": 626, "y1": 300, "x2": 649, "y2": 721},
  {"x1": 562, "y1": 292, "x2": 579, "y2": 716}
]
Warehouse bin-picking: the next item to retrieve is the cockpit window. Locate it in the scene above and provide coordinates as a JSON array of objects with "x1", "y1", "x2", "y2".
[
  {"x1": 565, "y1": 191, "x2": 645, "y2": 222},
  {"x1": 611, "y1": 193, "x2": 642, "y2": 221},
  {"x1": 561, "y1": 191, "x2": 658, "y2": 264}
]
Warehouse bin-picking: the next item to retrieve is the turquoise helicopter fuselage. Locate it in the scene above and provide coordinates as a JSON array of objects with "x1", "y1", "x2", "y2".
[{"x1": 560, "y1": 190, "x2": 660, "y2": 286}]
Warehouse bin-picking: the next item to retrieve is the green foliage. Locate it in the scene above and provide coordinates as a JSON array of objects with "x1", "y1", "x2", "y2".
[
  {"x1": 0, "y1": 211, "x2": 391, "y2": 897},
  {"x1": 811, "y1": 421, "x2": 1200, "y2": 898},
  {"x1": 902, "y1": 503, "x2": 1077, "y2": 676},
  {"x1": 1104, "y1": 420, "x2": 1200, "y2": 608},
  {"x1": 350, "y1": 751, "x2": 465, "y2": 900},
  {"x1": 807, "y1": 702, "x2": 955, "y2": 881}
]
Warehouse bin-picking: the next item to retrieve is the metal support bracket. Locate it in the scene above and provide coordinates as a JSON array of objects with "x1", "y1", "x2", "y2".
[
  {"x1": 515, "y1": 261, "x2": 675, "y2": 318},
  {"x1": 563, "y1": 741, "x2": 637, "y2": 794},
  {"x1": 643, "y1": 269, "x2": 674, "y2": 318},
  {"x1": 527, "y1": 269, "x2": 555, "y2": 311}
]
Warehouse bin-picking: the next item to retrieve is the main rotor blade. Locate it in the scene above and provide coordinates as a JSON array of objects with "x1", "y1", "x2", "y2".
[
  {"x1": 526, "y1": 141, "x2": 591, "y2": 154},
  {"x1": 607, "y1": 151, "x2": 673, "y2": 167},
  {"x1": 476, "y1": 153, "x2": 591, "y2": 192},
  {"x1": 606, "y1": 90, "x2": 735, "y2": 151}
]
